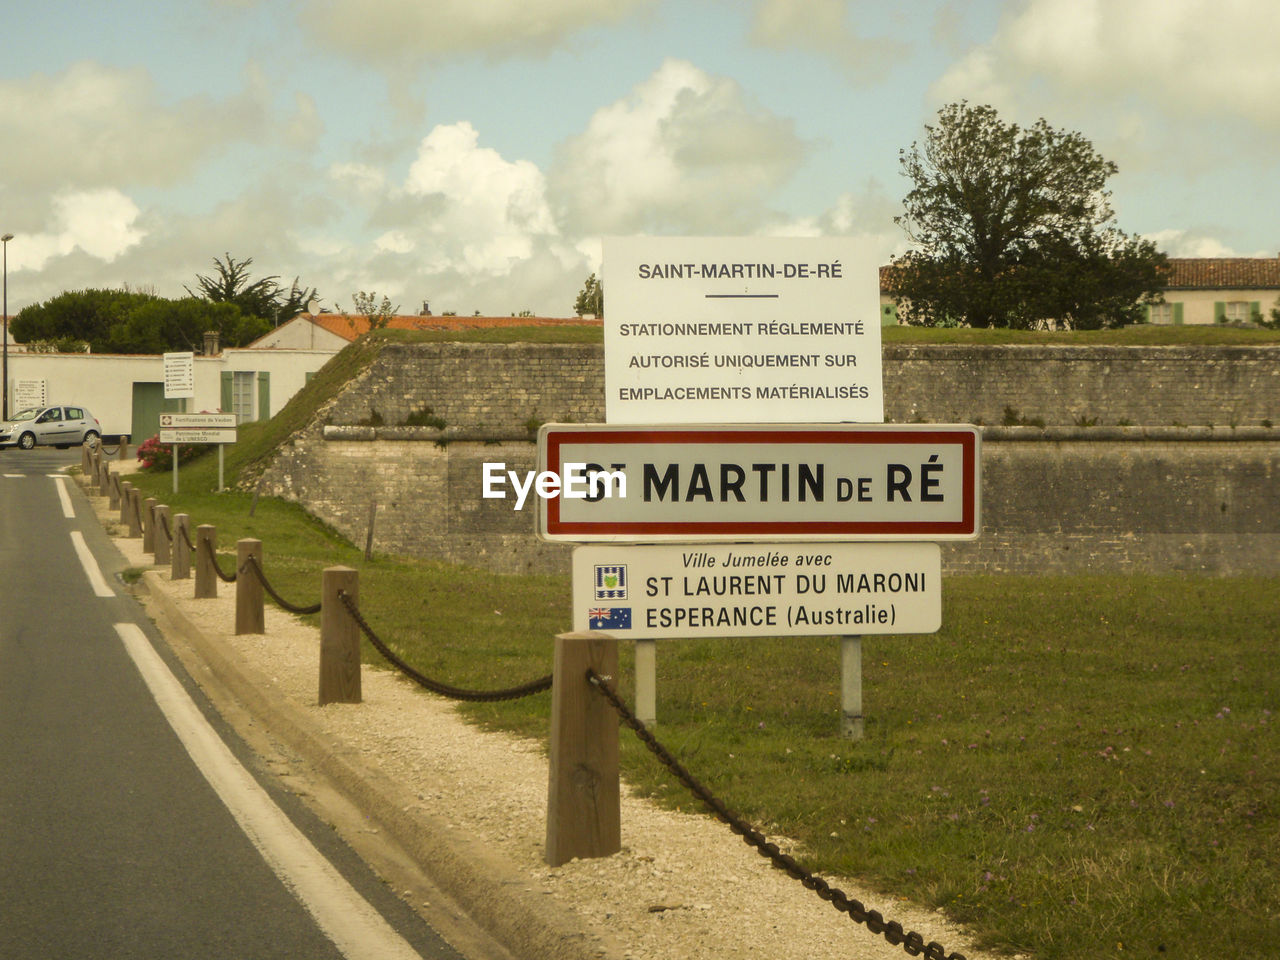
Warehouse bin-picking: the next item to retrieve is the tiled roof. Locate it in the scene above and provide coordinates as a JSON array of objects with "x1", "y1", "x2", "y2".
[
  {"x1": 307, "y1": 313, "x2": 603, "y2": 342},
  {"x1": 1164, "y1": 258, "x2": 1280, "y2": 290}
]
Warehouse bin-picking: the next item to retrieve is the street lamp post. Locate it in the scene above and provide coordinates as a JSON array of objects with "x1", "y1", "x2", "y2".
[{"x1": 2, "y1": 233, "x2": 12, "y2": 421}]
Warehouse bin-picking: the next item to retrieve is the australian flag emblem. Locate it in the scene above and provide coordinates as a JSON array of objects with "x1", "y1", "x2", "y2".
[
  {"x1": 588, "y1": 607, "x2": 632, "y2": 630},
  {"x1": 594, "y1": 564, "x2": 628, "y2": 600}
]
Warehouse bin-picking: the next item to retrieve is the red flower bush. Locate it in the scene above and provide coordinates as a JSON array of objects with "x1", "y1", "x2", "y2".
[{"x1": 136, "y1": 434, "x2": 205, "y2": 471}]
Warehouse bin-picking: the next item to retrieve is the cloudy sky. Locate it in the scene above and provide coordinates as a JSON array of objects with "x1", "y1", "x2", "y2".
[{"x1": 2, "y1": 0, "x2": 1276, "y2": 318}]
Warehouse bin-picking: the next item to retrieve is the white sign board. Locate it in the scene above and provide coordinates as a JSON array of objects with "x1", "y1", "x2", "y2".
[
  {"x1": 159, "y1": 412, "x2": 237, "y2": 444},
  {"x1": 13, "y1": 378, "x2": 47, "y2": 411},
  {"x1": 536, "y1": 423, "x2": 980, "y2": 542},
  {"x1": 163, "y1": 352, "x2": 195, "y2": 399},
  {"x1": 603, "y1": 236, "x2": 883, "y2": 424},
  {"x1": 573, "y1": 542, "x2": 942, "y2": 638}
]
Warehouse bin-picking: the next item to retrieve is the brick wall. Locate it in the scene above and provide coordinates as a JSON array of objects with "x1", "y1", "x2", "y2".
[{"x1": 257, "y1": 342, "x2": 1280, "y2": 576}]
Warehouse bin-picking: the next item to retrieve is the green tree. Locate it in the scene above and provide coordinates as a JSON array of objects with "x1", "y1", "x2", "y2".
[
  {"x1": 187, "y1": 253, "x2": 318, "y2": 325},
  {"x1": 11, "y1": 288, "x2": 157, "y2": 346},
  {"x1": 350, "y1": 291, "x2": 399, "y2": 330},
  {"x1": 887, "y1": 101, "x2": 1167, "y2": 329},
  {"x1": 573, "y1": 273, "x2": 603, "y2": 317},
  {"x1": 10, "y1": 289, "x2": 268, "y2": 354}
]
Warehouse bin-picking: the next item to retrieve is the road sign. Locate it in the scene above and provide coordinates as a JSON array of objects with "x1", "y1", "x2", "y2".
[
  {"x1": 158, "y1": 412, "x2": 237, "y2": 444},
  {"x1": 536, "y1": 423, "x2": 980, "y2": 542},
  {"x1": 603, "y1": 236, "x2": 884, "y2": 424},
  {"x1": 572, "y1": 542, "x2": 942, "y2": 638},
  {"x1": 163, "y1": 352, "x2": 195, "y2": 399}
]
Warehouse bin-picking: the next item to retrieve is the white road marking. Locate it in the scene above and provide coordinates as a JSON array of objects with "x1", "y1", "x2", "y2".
[
  {"x1": 113, "y1": 622, "x2": 423, "y2": 960},
  {"x1": 51, "y1": 475, "x2": 74, "y2": 518},
  {"x1": 70, "y1": 531, "x2": 116, "y2": 597},
  {"x1": 3, "y1": 474, "x2": 23, "y2": 478}
]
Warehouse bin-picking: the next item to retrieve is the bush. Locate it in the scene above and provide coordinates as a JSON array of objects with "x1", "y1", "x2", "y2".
[{"x1": 136, "y1": 434, "x2": 206, "y2": 471}]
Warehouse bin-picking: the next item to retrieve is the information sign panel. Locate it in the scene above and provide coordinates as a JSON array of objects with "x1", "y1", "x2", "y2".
[
  {"x1": 536, "y1": 423, "x2": 980, "y2": 542},
  {"x1": 159, "y1": 412, "x2": 237, "y2": 444},
  {"x1": 603, "y1": 236, "x2": 883, "y2": 424},
  {"x1": 163, "y1": 352, "x2": 195, "y2": 399},
  {"x1": 572, "y1": 542, "x2": 942, "y2": 638}
]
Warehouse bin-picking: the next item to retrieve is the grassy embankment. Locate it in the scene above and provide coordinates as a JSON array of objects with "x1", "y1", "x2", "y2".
[{"x1": 117, "y1": 325, "x2": 1279, "y2": 959}]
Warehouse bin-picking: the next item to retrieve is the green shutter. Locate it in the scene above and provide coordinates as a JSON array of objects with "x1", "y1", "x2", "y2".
[
  {"x1": 220, "y1": 371, "x2": 233, "y2": 412},
  {"x1": 256, "y1": 371, "x2": 270, "y2": 422},
  {"x1": 1214, "y1": 302, "x2": 1226, "y2": 323},
  {"x1": 1251, "y1": 301, "x2": 1262, "y2": 322},
  {"x1": 880, "y1": 303, "x2": 898, "y2": 326},
  {"x1": 1172, "y1": 302, "x2": 1184, "y2": 325}
]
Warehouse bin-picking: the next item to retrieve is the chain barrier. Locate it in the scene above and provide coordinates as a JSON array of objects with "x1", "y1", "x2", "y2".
[
  {"x1": 199, "y1": 536, "x2": 238, "y2": 583},
  {"x1": 100, "y1": 444, "x2": 121, "y2": 456},
  {"x1": 179, "y1": 522, "x2": 195, "y2": 552},
  {"x1": 159, "y1": 512, "x2": 173, "y2": 543},
  {"x1": 337, "y1": 591, "x2": 552, "y2": 702},
  {"x1": 586, "y1": 669, "x2": 967, "y2": 960},
  {"x1": 240, "y1": 554, "x2": 322, "y2": 615}
]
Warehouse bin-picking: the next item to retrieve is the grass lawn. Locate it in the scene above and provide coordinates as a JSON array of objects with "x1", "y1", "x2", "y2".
[{"x1": 117, "y1": 459, "x2": 1278, "y2": 960}]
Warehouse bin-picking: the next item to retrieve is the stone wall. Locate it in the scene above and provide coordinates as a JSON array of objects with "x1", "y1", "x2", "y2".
[{"x1": 256, "y1": 342, "x2": 1280, "y2": 576}]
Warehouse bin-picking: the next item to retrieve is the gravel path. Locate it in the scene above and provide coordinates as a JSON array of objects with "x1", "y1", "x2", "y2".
[{"x1": 93, "y1": 478, "x2": 1005, "y2": 960}]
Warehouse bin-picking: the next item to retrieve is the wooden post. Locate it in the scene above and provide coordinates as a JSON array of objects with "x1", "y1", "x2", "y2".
[
  {"x1": 107, "y1": 471, "x2": 120, "y2": 510},
  {"x1": 80, "y1": 442, "x2": 92, "y2": 475},
  {"x1": 840, "y1": 636, "x2": 864, "y2": 741},
  {"x1": 546, "y1": 632, "x2": 620, "y2": 867},
  {"x1": 171, "y1": 514, "x2": 191, "y2": 580},
  {"x1": 126, "y1": 488, "x2": 143, "y2": 538},
  {"x1": 141, "y1": 497, "x2": 157, "y2": 554},
  {"x1": 235, "y1": 539, "x2": 264, "y2": 635},
  {"x1": 319, "y1": 566, "x2": 362, "y2": 705},
  {"x1": 153, "y1": 505, "x2": 172, "y2": 566},
  {"x1": 119, "y1": 481, "x2": 133, "y2": 525},
  {"x1": 194, "y1": 524, "x2": 218, "y2": 599},
  {"x1": 635, "y1": 638, "x2": 657, "y2": 727},
  {"x1": 98, "y1": 461, "x2": 110, "y2": 497},
  {"x1": 118, "y1": 437, "x2": 129, "y2": 461}
]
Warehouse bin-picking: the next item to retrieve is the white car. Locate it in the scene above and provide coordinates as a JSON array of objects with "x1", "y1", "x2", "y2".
[{"x1": 0, "y1": 404, "x2": 102, "y2": 450}]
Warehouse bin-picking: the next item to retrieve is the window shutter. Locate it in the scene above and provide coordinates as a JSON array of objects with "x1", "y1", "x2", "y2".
[
  {"x1": 1250, "y1": 301, "x2": 1262, "y2": 321},
  {"x1": 1213, "y1": 302, "x2": 1226, "y2": 323},
  {"x1": 220, "y1": 371, "x2": 233, "y2": 412},
  {"x1": 1173, "y1": 302, "x2": 1184, "y2": 325},
  {"x1": 256, "y1": 371, "x2": 270, "y2": 422},
  {"x1": 880, "y1": 303, "x2": 898, "y2": 326}
]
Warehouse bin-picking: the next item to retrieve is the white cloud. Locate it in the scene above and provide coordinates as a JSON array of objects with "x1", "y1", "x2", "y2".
[
  {"x1": 299, "y1": 0, "x2": 653, "y2": 64},
  {"x1": 1142, "y1": 229, "x2": 1271, "y2": 259},
  {"x1": 8, "y1": 190, "x2": 145, "y2": 272},
  {"x1": 0, "y1": 61, "x2": 268, "y2": 191},
  {"x1": 403, "y1": 121, "x2": 558, "y2": 274},
  {"x1": 933, "y1": 0, "x2": 1280, "y2": 132},
  {"x1": 549, "y1": 58, "x2": 805, "y2": 234},
  {"x1": 749, "y1": 0, "x2": 908, "y2": 81}
]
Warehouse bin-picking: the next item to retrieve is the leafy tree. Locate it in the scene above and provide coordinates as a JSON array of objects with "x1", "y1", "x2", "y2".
[
  {"x1": 887, "y1": 101, "x2": 1167, "y2": 329},
  {"x1": 11, "y1": 289, "x2": 269, "y2": 353},
  {"x1": 187, "y1": 253, "x2": 318, "y2": 325},
  {"x1": 574, "y1": 273, "x2": 603, "y2": 317},
  {"x1": 12, "y1": 289, "x2": 158, "y2": 346},
  {"x1": 350, "y1": 291, "x2": 399, "y2": 330}
]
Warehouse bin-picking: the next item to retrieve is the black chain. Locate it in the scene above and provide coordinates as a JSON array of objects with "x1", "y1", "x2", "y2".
[
  {"x1": 179, "y1": 522, "x2": 195, "y2": 551},
  {"x1": 199, "y1": 536, "x2": 237, "y2": 582},
  {"x1": 159, "y1": 512, "x2": 173, "y2": 542},
  {"x1": 586, "y1": 669, "x2": 966, "y2": 960},
  {"x1": 101, "y1": 444, "x2": 120, "y2": 456},
  {"x1": 337, "y1": 591, "x2": 552, "y2": 702},
  {"x1": 241, "y1": 554, "x2": 322, "y2": 615}
]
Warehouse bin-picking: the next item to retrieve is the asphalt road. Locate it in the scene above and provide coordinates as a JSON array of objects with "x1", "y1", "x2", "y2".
[{"x1": 0, "y1": 447, "x2": 464, "y2": 960}]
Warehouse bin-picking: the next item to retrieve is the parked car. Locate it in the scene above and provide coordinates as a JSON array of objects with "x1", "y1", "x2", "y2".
[{"x1": 0, "y1": 404, "x2": 102, "y2": 450}]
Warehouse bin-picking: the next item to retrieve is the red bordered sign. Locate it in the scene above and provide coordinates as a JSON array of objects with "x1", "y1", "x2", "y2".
[{"x1": 535, "y1": 423, "x2": 980, "y2": 543}]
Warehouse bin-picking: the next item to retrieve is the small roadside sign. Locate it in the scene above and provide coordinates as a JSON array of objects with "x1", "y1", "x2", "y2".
[
  {"x1": 163, "y1": 352, "x2": 195, "y2": 399},
  {"x1": 159, "y1": 412, "x2": 237, "y2": 444},
  {"x1": 572, "y1": 542, "x2": 942, "y2": 638},
  {"x1": 537, "y1": 422, "x2": 980, "y2": 542}
]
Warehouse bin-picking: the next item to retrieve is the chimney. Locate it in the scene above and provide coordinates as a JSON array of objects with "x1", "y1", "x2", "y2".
[{"x1": 202, "y1": 330, "x2": 221, "y2": 356}]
